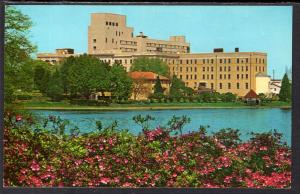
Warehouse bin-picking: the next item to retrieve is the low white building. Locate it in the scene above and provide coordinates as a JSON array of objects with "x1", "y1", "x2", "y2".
[{"x1": 269, "y1": 79, "x2": 282, "y2": 95}]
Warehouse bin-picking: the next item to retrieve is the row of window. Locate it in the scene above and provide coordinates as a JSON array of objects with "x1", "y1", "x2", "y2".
[
  {"x1": 120, "y1": 40, "x2": 137, "y2": 46},
  {"x1": 105, "y1": 21, "x2": 119, "y2": 26},
  {"x1": 173, "y1": 65, "x2": 264, "y2": 73},
  {"x1": 99, "y1": 59, "x2": 133, "y2": 64},
  {"x1": 187, "y1": 82, "x2": 249, "y2": 90},
  {"x1": 146, "y1": 43, "x2": 188, "y2": 50},
  {"x1": 179, "y1": 73, "x2": 249, "y2": 80},
  {"x1": 179, "y1": 58, "x2": 265, "y2": 65}
]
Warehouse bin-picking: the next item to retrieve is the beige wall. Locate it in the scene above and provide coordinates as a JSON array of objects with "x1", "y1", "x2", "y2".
[{"x1": 256, "y1": 76, "x2": 271, "y2": 95}]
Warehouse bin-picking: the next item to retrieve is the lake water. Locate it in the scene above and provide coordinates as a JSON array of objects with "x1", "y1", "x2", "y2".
[{"x1": 31, "y1": 108, "x2": 291, "y2": 144}]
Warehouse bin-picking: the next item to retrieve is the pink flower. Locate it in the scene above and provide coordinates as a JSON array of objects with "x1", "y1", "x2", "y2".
[
  {"x1": 30, "y1": 160, "x2": 40, "y2": 171},
  {"x1": 16, "y1": 115, "x2": 22, "y2": 122},
  {"x1": 259, "y1": 146, "x2": 268, "y2": 151},
  {"x1": 100, "y1": 177, "x2": 110, "y2": 185}
]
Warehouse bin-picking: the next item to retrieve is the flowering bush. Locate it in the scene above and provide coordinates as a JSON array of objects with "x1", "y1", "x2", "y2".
[{"x1": 4, "y1": 110, "x2": 291, "y2": 188}]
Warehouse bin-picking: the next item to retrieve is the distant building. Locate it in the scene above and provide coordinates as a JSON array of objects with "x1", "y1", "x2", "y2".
[
  {"x1": 37, "y1": 48, "x2": 79, "y2": 65},
  {"x1": 269, "y1": 79, "x2": 282, "y2": 95},
  {"x1": 128, "y1": 71, "x2": 170, "y2": 100},
  {"x1": 255, "y1": 73, "x2": 271, "y2": 96}
]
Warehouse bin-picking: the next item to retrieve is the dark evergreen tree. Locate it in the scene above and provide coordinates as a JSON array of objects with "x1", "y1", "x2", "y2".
[
  {"x1": 154, "y1": 76, "x2": 163, "y2": 95},
  {"x1": 279, "y1": 73, "x2": 291, "y2": 102},
  {"x1": 169, "y1": 75, "x2": 186, "y2": 97}
]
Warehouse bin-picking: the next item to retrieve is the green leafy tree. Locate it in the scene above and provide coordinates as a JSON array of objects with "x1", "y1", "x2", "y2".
[
  {"x1": 66, "y1": 54, "x2": 110, "y2": 99},
  {"x1": 108, "y1": 63, "x2": 133, "y2": 101},
  {"x1": 154, "y1": 76, "x2": 164, "y2": 95},
  {"x1": 279, "y1": 73, "x2": 291, "y2": 102},
  {"x1": 130, "y1": 57, "x2": 169, "y2": 77},
  {"x1": 4, "y1": 5, "x2": 37, "y2": 102},
  {"x1": 34, "y1": 64, "x2": 52, "y2": 93},
  {"x1": 169, "y1": 75, "x2": 187, "y2": 97},
  {"x1": 46, "y1": 69, "x2": 64, "y2": 101}
]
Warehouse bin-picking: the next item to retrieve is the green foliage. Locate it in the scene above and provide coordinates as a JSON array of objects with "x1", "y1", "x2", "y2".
[
  {"x1": 279, "y1": 73, "x2": 291, "y2": 102},
  {"x1": 108, "y1": 63, "x2": 133, "y2": 101},
  {"x1": 33, "y1": 62, "x2": 52, "y2": 93},
  {"x1": 213, "y1": 128, "x2": 241, "y2": 148},
  {"x1": 154, "y1": 76, "x2": 164, "y2": 95},
  {"x1": 132, "y1": 114, "x2": 155, "y2": 132},
  {"x1": 219, "y1": 92, "x2": 237, "y2": 102},
  {"x1": 169, "y1": 75, "x2": 186, "y2": 97},
  {"x1": 63, "y1": 54, "x2": 110, "y2": 99},
  {"x1": 130, "y1": 57, "x2": 169, "y2": 77},
  {"x1": 46, "y1": 69, "x2": 64, "y2": 101},
  {"x1": 4, "y1": 6, "x2": 37, "y2": 103}
]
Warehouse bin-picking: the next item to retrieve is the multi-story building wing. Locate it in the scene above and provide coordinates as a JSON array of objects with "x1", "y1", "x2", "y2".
[{"x1": 88, "y1": 13, "x2": 190, "y2": 55}]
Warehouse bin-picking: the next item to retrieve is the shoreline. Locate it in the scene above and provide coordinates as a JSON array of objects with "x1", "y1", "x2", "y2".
[{"x1": 20, "y1": 105, "x2": 292, "y2": 111}]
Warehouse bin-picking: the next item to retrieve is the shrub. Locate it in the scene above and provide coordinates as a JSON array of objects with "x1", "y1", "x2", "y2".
[{"x1": 70, "y1": 99, "x2": 110, "y2": 106}]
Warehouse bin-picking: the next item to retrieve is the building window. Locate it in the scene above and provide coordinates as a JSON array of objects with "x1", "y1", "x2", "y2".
[
  {"x1": 219, "y1": 83, "x2": 222, "y2": 89},
  {"x1": 109, "y1": 22, "x2": 112, "y2": 26},
  {"x1": 224, "y1": 59, "x2": 226, "y2": 64},
  {"x1": 237, "y1": 83, "x2": 240, "y2": 89},
  {"x1": 237, "y1": 74, "x2": 240, "y2": 79},
  {"x1": 237, "y1": 66, "x2": 239, "y2": 71},
  {"x1": 194, "y1": 75, "x2": 197, "y2": 79},
  {"x1": 263, "y1": 67, "x2": 265, "y2": 72},
  {"x1": 228, "y1": 59, "x2": 231, "y2": 63},
  {"x1": 112, "y1": 39, "x2": 114, "y2": 43},
  {"x1": 186, "y1": 60, "x2": 189, "y2": 64},
  {"x1": 259, "y1": 66, "x2": 261, "y2": 72},
  {"x1": 211, "y1": 59, "x2": 214, "y2": 63},
  {"x1": 237, "y1": 58, "x2": 240, "y2": 63},
  {"x1": 220, "y1": 67, "x2": 222, "y2": 72},
  {"x1": 246, "y1": 58, "x2": 249, "y2": 63},
  {"x1": 186, "y1": 75, "x2": 189, "y2": 80},
  {"x1": 211, "y1": 74, "x2": 213, "y2": 79},
  {"x1": 228, "y1": 66, "x2": 231, "y2": 71},
  {"x1": 180, "y1": 60, "x2": 182, "y2": 64},
  {"x1": 220, "y1": 59, "x2": 222, "y2": 64},
  {"x1": 203, "y1": 59, "x2": 205, "y2": 64},
  {"x1": 263, "y1": 59, "x2": 265, "y2": 63},
  {"x1": 93, "y1": 46, "x2": 96, "y2": 50},
  {"x1": 186, "y1": 67, "x2": 189, "y2": 72},
  {"x1": 203, "y1": 74, "x2": 205, "y2": 79},
  {"x1": 224, "y1": 74, "x2": 227, "y2": 79},
  {"x1": 220, "y1": 74, "x2": 222, "y2": 79},
  {"x1": 211, "y1": 83, "x2": 214, "y2": 89},
  {"x1": 228, "y1": 74, "x2": 231, "y2": 79},
  {"x1": 228, "y1": 83, "x2": 231, "y2": 89},
  {"x1": 256, "y1": 66, "x2": 258, "y2": 71},
  {"x1": 246, "y1": 66, "x2": 249, "y2": 71},
  {"x1": 116, "y1": 22, "x2": 118, "y2": 26},
  {"x1": 105, "y1": 38, "x2": 107, "y2": 43},
  {"x1": 246, "y1": 74, "x2": 248, "y2": 79},
  {"x1": 195, "y1": 59, "x2": 197, "y2": 64},
  {"x1": 242, "y1": 74, "x2": 244, "y2": 79},
  {"x1": 242, "y1": 66, "x2": 244, "y2": 71},
  {"x1": 207, "y1": 74, "x2": 209, "y2": 79},
  {"x1": 180, "y1": 67, "x2": 182, "y2": 72},
  {"x1": 246, "y1": 83, "x2": 249, "y2": 89},
  {"x1": 179, "y1": 75, "x2": 182, "y2": 79},
  {"x1": 190, "y1": 67, "x2": 193, "y2": 72},
  {"x1": 211, "y1": 67, "x2": 214, "y2": 72},
  {"x1": 93, "y1": 39, "x2": 96, "y2": 43},
  {"x1": 195, "y1": 67, "x2": 197, "y2": 72},
  {"x1": 224, "y1": 66, "x2": 227, "y2": 71},
  {"x1": 203, "y1": 67, "x2": 205, "y2": 72},
  {"x1": 259, "y1": 59, "x2": 261, "y2": 63}
]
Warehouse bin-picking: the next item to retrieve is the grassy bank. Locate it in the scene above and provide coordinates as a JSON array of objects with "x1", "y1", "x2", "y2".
[{"x1": 16, "y1": 100, "x2": 291, "y2": 111}]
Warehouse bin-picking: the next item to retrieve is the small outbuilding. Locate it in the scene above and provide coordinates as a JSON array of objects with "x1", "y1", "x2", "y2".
[{"x1": 244, "y1": 89, "x2": 260, "y2": 105}]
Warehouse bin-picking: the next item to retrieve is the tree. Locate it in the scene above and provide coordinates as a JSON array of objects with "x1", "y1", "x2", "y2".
[
  {"x1": 65, "y1": 54, "x2": 110, "y2": 99},
  {"x1": 169, "y1": 75, "x2": 186, "y2": 97},
  {"x1": 279, "y1": 73, "x2": 291, "y2": 102},
  {"x1": 108, "y1": 63, "x2": 133, "y2": 101},
  {"x1": 46, "y1": 69, "x2": 64, "y2": 101},
  {"x1": 132, "y1": 77, "x2": 151, "y2": 100},
  {"x1": 34, "y1": 64, "x2": 52, "y2": 93},
  {"x1": 154, "y1": 76, "x2": 164, "y2": 95},
  {"x1": 130, "y1": 57, "x2": 169, "y2": 77},
  {"x1": 4, "y1": 5, "x2": 37, "y2": 102}
]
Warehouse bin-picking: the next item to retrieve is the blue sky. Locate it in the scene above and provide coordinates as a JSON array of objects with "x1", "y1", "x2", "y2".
[{"x1": 15, "y1": 5, "x2": 292, "y2": 79}]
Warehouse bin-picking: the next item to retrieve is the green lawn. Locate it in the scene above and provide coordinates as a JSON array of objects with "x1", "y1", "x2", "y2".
[{"x1": 16, "y1": 99, "x2": 291, "y2": 110}]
